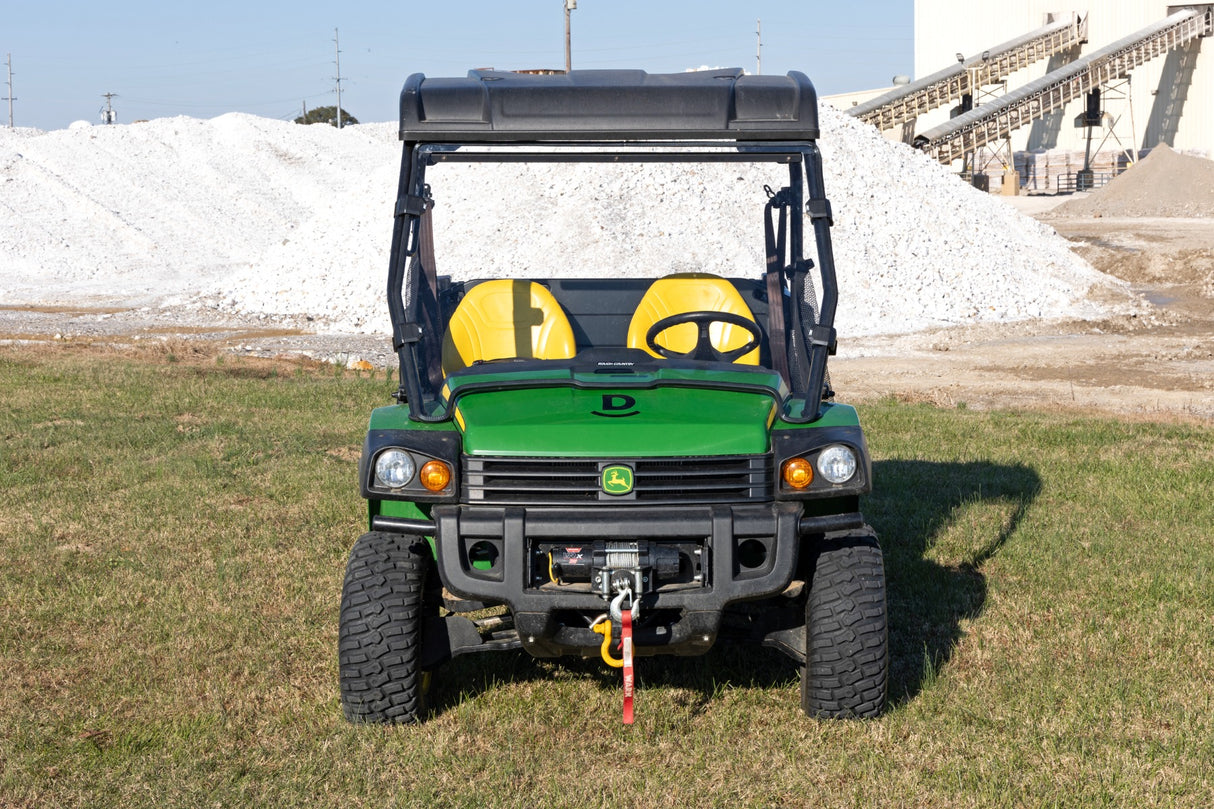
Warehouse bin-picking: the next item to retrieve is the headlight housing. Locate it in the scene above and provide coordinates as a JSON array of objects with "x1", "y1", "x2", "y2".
[
  {"x1": 360, "y1": 428, "x2": 460, "y2": 502},
  {"x1": 773, "y1": 426, "x2": 870, "y2": 499}
]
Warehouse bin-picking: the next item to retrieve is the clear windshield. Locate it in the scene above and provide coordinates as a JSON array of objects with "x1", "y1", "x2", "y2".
[{"x1": 423, "y1": 156, "x2": 792, "y2": 284}]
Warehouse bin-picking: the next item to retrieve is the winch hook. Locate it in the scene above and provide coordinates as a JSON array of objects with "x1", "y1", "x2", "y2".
[
  {"x1": 592, "y1": 585, "x2": 641, "y2": 669},
  {"x1": 609, "y1": 585, "x2": 640, "y2": 624}
]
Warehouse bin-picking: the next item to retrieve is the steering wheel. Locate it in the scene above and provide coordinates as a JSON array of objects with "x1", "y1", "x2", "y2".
[{"x1": 645, "y1": 311, "x2": 762, "y2": 363}]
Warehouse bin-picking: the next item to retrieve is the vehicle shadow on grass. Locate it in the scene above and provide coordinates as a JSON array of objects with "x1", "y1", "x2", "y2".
[
  {"x1": 427, "y1": 458, "x2": 1040, "y2": 718},
  {"x1": 865, "y1": 459, "x2": 1042, "y2": 707},
  {"x1": 428, "y1": 642, "x2": 798, "y2": 720}
]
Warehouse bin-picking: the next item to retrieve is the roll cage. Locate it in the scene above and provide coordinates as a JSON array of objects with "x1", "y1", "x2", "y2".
[{"x1": 385, "y1": 69, "x2": 840, "y2": 423}]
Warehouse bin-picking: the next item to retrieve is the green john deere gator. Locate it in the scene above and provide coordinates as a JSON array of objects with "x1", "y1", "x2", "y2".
[{"x1": 339, "y1": 68, "x2": 888, "y2": 723}]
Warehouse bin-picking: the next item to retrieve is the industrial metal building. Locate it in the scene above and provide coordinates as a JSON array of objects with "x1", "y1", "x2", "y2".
[{"x1": 832, "y1": 2, "x2": 1213, "y2": 192}]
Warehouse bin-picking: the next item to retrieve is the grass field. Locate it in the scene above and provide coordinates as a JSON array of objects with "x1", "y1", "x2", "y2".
[{"x1": 1, "y1": 344, "x2": 1211, "y2": 808}]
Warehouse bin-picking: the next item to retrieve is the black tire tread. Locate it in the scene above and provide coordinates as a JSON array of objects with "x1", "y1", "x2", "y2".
[
  {"x1": 339, "y1": 531, "x2": 430, "y2": 724},
  {"x1": 802, "y1": 532, "x2": 888, "y2": 719}
]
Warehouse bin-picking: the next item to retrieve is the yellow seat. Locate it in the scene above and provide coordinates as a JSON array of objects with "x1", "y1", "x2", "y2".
[
  {"x1": 441, "y1": 280, "x2": 576, "y2": 375},
  {"x1": 626, "y1": 273, "x2": 760, "y2": 365}
]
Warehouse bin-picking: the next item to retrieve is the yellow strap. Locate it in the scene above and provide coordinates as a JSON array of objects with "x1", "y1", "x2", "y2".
[{"x1": 592, "y1": 619, "x2": 624, "y2": 669}]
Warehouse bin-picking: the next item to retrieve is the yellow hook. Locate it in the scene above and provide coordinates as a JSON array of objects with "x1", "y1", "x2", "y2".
[{"x1": 591, "y1": 618, "x2": 624, "y2": 669}]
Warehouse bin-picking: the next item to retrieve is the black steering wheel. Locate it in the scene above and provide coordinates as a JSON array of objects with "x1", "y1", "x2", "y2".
[{"x1": 645, "y1": 311, "x2": 762, "y2": 363}]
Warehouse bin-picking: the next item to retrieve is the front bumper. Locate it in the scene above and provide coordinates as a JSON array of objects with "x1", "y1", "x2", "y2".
[{"x1": 388, "y1": 501, "x2": 849, "y2": 658}]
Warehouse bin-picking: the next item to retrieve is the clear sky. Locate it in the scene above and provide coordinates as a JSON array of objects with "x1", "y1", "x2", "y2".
[{"x1": 4, "y1": 1, "x2": 913, "y2": 131}]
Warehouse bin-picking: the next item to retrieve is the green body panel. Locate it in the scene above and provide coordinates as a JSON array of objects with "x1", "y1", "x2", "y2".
[
  {"x1": 368, "y1": 404, "x2": 453, "y2": 432},
  {"x1": 366, "y1": 387, "x2": 862, "y2": 457},
  {"x1": 373, "y1": 499, "x2": 430, "y2": 519},
  {"x1": 456, "y1": 385, "x2": 777, "y2": 457},
  {"x1": 776, "y1": 401, "x2": 861, "y2": 430}
]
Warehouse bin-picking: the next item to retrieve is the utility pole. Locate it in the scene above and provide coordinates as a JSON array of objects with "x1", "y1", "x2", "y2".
[
  {"x1": 101, "y1": 92, "x2": 118, "y2": 125},
  {"x1": 333, "y1": 28, "x2": 343, "y2": 129},
  {"x1": 755, "y1": 19, "x2": 762, "y2": 75},
  {"x1": 564, "y1": 0, "x2": 577, "y2": 73},
  {"x1": 4, "y1": 54, "x2": 14, "y2": 129}
]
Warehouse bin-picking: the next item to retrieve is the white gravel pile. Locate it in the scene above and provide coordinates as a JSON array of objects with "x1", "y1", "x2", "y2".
[
  {"x1": 1, "y1": 114, "x2": 397, "y2": 330},
  {"x1": 1, "y1": 106, "x2": 1133, "y2": 338}
]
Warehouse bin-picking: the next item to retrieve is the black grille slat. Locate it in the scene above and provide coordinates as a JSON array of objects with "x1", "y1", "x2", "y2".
[
  {"x1": 632, "y1": 481, "x2": 751, "y2": 492},
  {"x1": 463, "y1": 455, "x2": 770, "y2": 505}
]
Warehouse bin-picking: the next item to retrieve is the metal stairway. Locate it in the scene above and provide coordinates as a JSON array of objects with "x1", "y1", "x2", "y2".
[{"x1": 909, "y1": 8, "x2": 1213, "y2": 164}]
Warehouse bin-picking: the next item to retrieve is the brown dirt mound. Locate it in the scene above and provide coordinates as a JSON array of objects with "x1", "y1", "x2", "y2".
[{"x1": 1049, "y1": 145, "x2": 1214, "y2": 218}]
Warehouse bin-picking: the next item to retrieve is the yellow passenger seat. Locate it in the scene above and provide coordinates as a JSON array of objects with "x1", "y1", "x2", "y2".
[
  {"x1": 626, "y1": 273, "x2": 760, "y2": 365},
  {"x1": 441, "y1": 280, "x2": 576, "y2": 375}
]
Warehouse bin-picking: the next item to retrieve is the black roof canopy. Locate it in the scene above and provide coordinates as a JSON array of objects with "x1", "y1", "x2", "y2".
[{"x1": 398, "y1": 69, "x2": 819, "y2": 142}]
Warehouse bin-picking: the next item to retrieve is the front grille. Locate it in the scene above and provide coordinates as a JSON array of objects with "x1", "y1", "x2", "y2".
[{"x1": 462, "y1": 455, "x2": 771, "y2": 505}]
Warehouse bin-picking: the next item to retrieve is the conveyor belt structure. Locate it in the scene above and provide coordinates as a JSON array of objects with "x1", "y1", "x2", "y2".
[
  {"x1": 847, "y1": 7, "x2": 1213, "y2": 165},
  {"x1": 848, "y1": 14, "x2": 1086, "y2": 133}
]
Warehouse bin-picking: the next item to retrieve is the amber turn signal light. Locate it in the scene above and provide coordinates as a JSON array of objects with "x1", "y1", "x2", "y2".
[
  {"x1": 781, "y1": 457, "x2": 813, "y2": 489},
  {"x1": 419, "y1": 460, "x2": 452, "y2": 492}
]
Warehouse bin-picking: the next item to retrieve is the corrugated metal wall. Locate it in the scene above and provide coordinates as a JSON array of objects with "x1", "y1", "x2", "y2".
[{"x1": 913, "y1": 1, "x2": 1213, "y2": 158}]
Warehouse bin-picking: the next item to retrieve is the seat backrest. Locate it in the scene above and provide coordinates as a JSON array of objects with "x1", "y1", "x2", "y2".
[
  {"x1": 626, "y1": 273, "x2": 760, "y2": 365},
  {"x1": 441, "y1": 280, "x2": 577, "y2": 375}
]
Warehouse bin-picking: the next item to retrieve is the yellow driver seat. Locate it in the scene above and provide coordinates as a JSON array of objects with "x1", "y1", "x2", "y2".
[
  {"x1": 441, "y1": 280, "x2": 576, "y2": 376},
  {"x1": 626, "y1": 273, "x2": 760, "y2": 365}
]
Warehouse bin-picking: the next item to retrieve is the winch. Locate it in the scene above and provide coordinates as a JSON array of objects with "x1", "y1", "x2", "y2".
[{"x1": 544, "y1": 540, "x2": 684, "y2": 597}]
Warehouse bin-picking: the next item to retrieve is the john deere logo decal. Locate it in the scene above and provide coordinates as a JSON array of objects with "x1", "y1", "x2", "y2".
[
  {"x1": 591, "y1": 393, "x2": 639, "y2": 418},
  {"x1": 601, "y1": 465, "x2": 634, "y2": 496}
]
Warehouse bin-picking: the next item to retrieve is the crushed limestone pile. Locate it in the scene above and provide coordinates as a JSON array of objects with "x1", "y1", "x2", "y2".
[
  {"x1": 1, "y1": 105, "x2": 1135, "y2": 337},
  {"x1": 1049, "y1": 144, "x2": 1214, "y2": 219}
]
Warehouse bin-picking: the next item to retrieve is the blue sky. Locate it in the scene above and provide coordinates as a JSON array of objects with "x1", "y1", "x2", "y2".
[{"x1": 5, "y1": 1, "x2": 913, "y2": 131}]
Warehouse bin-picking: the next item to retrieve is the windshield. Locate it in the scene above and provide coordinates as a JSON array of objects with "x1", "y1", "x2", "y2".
[{"x1": 423, "y1": 157, "x2": 791, "y2": 285}]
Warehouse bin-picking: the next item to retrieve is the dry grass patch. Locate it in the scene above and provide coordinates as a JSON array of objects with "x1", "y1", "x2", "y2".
[{"x1": 1, "y1": 348, "x2": 1212, "y2": 808}]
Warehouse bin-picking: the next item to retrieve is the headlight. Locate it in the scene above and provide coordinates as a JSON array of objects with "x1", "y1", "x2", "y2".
[
  {"x1": 374, "y1": 449, "x2": 416, "y2": 489},
  {"x1": 816, "y1": 445, "x2": 857, "y2": 484}
]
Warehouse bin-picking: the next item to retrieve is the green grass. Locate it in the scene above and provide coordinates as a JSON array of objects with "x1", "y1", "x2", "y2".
[{"x1": 1, "y1": 344, "x2": 1212, "y2": 808}]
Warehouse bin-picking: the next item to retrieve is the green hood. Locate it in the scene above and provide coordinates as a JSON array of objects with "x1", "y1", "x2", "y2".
[{"x1": 453, "y1": 383, "x2": 778, "y2": 457}]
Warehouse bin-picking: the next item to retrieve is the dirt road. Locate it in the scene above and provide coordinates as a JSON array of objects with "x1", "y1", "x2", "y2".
[
  {"x1": 833, "y1": 210, "x2": 1214, "y2": 422},
  {"x1": 3, "y1": 203, "x2": 1211, "y2": 423}
]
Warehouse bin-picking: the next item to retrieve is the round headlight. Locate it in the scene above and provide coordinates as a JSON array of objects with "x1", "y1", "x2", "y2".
[
  {"x1": 374, "y1": 449, "x2": 416, "y2": 489},
  {"x1": 817, "y1": 445, "x2": 857, "y2": 484}
]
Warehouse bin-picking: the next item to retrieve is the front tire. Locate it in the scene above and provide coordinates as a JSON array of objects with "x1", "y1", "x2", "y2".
[
  {"x1": 339, "y1": 531, "x2": 432, "y2": 724},
  {"x1": 801, "y1": 532, "x2": 888, "y2": 719}
]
